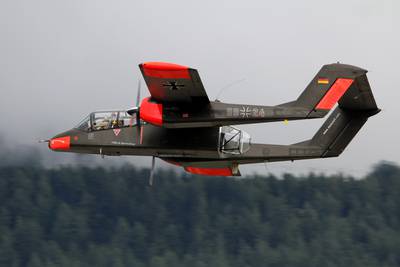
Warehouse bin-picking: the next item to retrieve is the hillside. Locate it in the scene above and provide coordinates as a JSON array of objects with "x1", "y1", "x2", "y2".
[{"x1": 0, "y1": 163, "x2": 399, "y2": 267}]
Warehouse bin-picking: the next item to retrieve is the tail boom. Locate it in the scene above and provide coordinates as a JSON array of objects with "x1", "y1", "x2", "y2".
[{"x1": 229, "y1": 64, "x2": 380, "y2": 164}]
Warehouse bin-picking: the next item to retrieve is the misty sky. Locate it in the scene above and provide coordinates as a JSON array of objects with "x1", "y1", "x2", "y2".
[{"x1": 0, "y1": 0, "x2": 399, "y2": 175}]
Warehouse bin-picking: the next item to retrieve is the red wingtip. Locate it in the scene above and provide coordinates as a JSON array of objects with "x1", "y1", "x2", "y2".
[
  {"x1": 142, "y1": 62, "x2": 189, "y2": 70},
  {"x1": 141, "y1": 62, "x2": 190, "y2": 79}
]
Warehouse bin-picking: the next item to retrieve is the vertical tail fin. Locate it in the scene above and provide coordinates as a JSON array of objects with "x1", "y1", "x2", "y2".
[
  {"x1": 302, "y1": 107, "x2": 379, "y2": 157},
  {"x1": 279, "y1": 63, "x2": 373, "y2": 117},
  {"x1": 295, "y1": 67, "x2": 380, "y2": 157}
]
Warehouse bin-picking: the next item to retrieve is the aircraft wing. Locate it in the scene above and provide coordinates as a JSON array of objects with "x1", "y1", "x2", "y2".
[
  {"x1": 138, "y1": 62, "x2": 376, "y2": 129},
  {"x1": 139, "y1": 62, "x2": 210, "y2": 106}
]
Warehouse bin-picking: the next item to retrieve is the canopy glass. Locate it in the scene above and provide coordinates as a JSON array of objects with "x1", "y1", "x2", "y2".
[{"x1": 75, "y1": 110, "x2": 137, "y2": 131}]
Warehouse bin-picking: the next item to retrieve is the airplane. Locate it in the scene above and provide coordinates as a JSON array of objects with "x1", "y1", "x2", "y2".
[{"x1": 43, "y1": 62, "x2": 380, "y2": 184}]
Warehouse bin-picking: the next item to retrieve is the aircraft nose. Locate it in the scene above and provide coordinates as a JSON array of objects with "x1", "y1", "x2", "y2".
[{"x1": 49, "y1": 136, "x2": 71, "y2": 150}]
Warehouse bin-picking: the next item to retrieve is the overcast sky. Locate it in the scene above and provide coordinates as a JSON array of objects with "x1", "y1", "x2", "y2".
[{"x1": 0, "y1": 0, "x2": 399, "y2": 176}]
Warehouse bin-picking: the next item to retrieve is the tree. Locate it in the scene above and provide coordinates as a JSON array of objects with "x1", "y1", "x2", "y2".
[{"x1": 0, "y1": 162, "x2": 400, "y2": 266}]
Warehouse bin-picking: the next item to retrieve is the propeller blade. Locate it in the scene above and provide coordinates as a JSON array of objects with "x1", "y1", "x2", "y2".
[
  {"x1": 136, "y1": 122, "x2": 141, "y2": 144},
  {"x1": 136, "y1": 79, "x2": 141, "y2": 106},
  {"x1": 136, "y1": 79, "x2": 142, "y2": 144},
  {"x1": 149, "y1": 156, "x2": 156, "y2": 186}
]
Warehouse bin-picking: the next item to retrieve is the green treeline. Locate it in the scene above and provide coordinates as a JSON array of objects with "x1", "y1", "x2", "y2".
[{"x1": 0, "y1": 163, "x2": 400, "y2": 267}]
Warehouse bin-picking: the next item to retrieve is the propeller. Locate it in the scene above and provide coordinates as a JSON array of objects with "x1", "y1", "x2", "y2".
[
  {"x1": 136, "y1": 79, "x2": 141, "y2": 107},
  {"x1": 149, "y1": 156, "x2": 156, "y2": 186},
  {"x1": 136, "y1": 80, "x2": 142, "y2": 144},
  {"x1": 127, "y1": 79, "x2": 142, "y2": 144},
  {"x1": 127, "y1": 80, "x2": 156, "y2": 186}
]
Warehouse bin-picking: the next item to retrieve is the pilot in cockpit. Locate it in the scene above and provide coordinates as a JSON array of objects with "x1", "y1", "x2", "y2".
[
  {"x1": 111, "y1": 112, "x2": 118, "y2": 128},
  {"x1": 96, "y1": 116, "x2": 110, "y2": 130}
]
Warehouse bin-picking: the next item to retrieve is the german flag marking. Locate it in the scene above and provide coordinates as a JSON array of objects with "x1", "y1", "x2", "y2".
[{"x1": 318, "y1": 78, "x2": 329, "y2": 85}]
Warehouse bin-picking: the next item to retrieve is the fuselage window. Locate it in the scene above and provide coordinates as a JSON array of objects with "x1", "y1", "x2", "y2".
[
  {"x1": 119, "y1": 111, "x2": 136, "y2": 127},
  {"x1": 91, "y1": 111, "x2": 137, "y2": 131},
  {"x1": 75, "y1": 115, "x2": 91, "y2": 131},
  {"x1": 75, "y1": 110, "x2": 139, "y2": 132},
  {"x1": 92, "y1": 112, "x2": 118, "y2": 130}
]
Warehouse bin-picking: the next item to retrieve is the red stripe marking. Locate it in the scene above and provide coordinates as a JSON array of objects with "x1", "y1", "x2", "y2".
[
  {"x1": 142, "y1": 62, "x2": 190, "y2": 79},
  {"x1": 316, "y1": 78, "x2": 354, "y2": 110},
  {"x1": 184, "y1": 167, "x2": 233, "y2": 176},
  {"x1": 139, "y1": 97, "x2": 163, "y2": 126}
]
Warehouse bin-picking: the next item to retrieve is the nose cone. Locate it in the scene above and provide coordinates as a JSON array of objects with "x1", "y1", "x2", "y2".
[{"x1": 49, "y1": 136, "x2": 71, "y2": 150}]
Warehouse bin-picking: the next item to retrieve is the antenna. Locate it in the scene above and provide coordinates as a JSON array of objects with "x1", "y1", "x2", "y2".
[{"x1": 215, "y1": 78, "x2": 246, "y2": 101}]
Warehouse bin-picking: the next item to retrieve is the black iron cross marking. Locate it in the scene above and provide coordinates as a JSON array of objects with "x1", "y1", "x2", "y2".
[{"x1": 162, "y1": 81, "x2": 185, "y2": 91}]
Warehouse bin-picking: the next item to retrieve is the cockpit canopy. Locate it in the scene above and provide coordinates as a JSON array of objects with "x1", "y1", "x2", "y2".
[{"x1": 75, "y1": 110, "x2": 138, "y2": 131}]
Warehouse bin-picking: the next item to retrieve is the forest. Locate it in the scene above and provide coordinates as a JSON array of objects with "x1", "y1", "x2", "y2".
[{"x1": 0, "y1": 161, "x2": 400, "y2": 267}]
